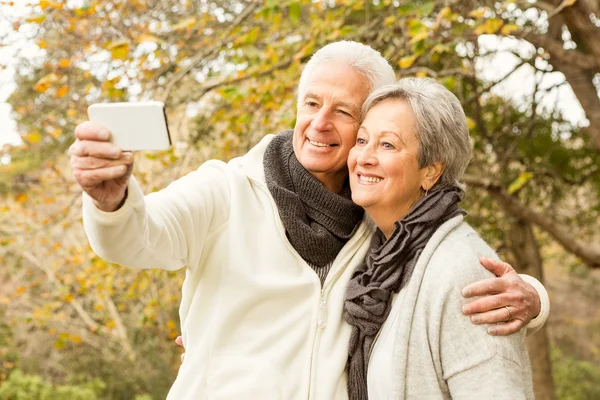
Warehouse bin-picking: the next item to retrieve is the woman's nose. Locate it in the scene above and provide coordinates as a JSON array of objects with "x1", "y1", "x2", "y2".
[{"x1": 356, "y1": 144, "x2": 378, "y2": 166}]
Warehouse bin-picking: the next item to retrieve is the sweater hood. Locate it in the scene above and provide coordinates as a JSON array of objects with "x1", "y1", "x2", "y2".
[{"x1": 229, "y1": 134, "x2": 276, "y2": 185}]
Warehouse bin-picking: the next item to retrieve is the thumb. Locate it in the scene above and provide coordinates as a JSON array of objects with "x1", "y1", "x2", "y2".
[
  {"x1": 479, "y1": 256, "x2": 515, "y2": 277},
  {"x1": 175, "y1": 336, "x2": 184, "y2": 347}
]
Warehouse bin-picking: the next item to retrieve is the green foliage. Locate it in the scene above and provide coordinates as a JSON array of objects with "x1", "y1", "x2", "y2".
[
  {"x1": 0, "y1": 370, "x2": 105, "y2": 400},
  {"x1": 552, "y1": 346, "x2": 600, "y2": 400}
]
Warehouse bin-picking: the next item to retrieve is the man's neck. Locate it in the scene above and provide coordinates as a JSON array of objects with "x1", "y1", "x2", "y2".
[{"x1": 313, "y1": 171, "x2": 348, "y2": 194}]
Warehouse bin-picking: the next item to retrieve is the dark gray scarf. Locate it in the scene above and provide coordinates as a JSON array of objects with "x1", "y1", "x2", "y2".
[
  {"x1": 263, "y1": 130, "x2": 364, "y2": 284},
  {"x1": 344, "y1": 185, "x2": 466, "y2": 400}
]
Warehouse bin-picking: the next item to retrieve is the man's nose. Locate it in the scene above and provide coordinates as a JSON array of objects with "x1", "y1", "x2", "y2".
[{"x1": 311, "y1": 108, "x2": 333, "y2": 131}]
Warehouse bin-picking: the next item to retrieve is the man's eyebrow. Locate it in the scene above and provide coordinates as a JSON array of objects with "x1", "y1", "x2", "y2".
[
  {"x1": 335, "y1": 101, "x2": 360, "y2": 114},
  {"x1": 303, "y1": 92, "x2": 322, "y2": 101}
]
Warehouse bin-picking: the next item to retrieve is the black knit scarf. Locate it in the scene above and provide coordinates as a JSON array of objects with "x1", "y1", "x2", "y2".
[
  {"x1": 263, "y1": 130, "x2": 364, "y2": 284},
  {"x1": 343, "y1": 185, "x2": 466, "y2": 400}
]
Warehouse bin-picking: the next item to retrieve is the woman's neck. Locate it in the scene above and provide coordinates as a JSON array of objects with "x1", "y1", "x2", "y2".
[{"x1": 365, "y1": 198, "x2": 421, "y2": 239}]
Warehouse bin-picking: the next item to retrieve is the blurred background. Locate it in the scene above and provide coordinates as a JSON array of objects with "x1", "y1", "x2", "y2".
[{"x1": 0, "y1": 0, "x2": 599, "y2": 399}]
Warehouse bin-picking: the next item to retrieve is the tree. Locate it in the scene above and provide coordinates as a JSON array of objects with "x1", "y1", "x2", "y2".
[{"x1": 2, "y1": 1, "x2": 599, "y2": 398}]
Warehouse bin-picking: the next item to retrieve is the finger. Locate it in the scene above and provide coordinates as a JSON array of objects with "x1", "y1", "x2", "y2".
[
  {"x1": 71, "y1": 153, "x2": 133, "y2": 170},
  {"x1": 469, "y1": 307, "x2": 512, "y2": 325},
  {"x1": 479, "y1": 257, "x2": 515, "y2": 277},
  {"x1": 488, "y1": 319, "x2": 524, "y2": 336},
  {"x1": 462, "y1": 277, "x2": 507, "y2": 298},
  {"x1": 74, "y1": 121, "x2": 112, "y2": 141},
  {"x1": 70, "y1": 140, "x2": 123, "y2": 160},
  {"x1": 175, "y1": 336, "x2": 183, "y2": 347},
  {"x1": 462, "y1": 293, "x2": 510, "y2": 315},
  {"x1": 74, "y1": 165, "x2": 128, "y2": 188}
]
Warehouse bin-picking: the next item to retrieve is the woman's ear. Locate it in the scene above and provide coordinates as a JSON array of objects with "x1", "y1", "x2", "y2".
[{"x1": 420, "y1": 162, "x2": 444, "y2": 191}]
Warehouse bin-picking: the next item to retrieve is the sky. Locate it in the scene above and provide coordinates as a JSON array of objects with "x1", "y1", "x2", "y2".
[{"x1": 0, "y1": 3, "x2": 589, "y2": 149}]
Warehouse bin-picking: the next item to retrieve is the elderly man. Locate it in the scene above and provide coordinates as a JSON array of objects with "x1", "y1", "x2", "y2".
[{"x1": 70, "y1": 41, "x2": 549, "y2": 399}]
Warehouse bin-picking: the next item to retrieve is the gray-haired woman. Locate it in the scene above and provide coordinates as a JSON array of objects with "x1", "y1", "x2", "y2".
[{"x1": 344, "y1": 77, "x2": 534, "y2": 399}]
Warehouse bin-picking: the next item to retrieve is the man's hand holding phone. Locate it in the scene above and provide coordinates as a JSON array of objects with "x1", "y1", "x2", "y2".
[
  {"x1": 69, "y1": 121, "x2": 133, "y2": 212},
  {"x1": 69, "y1": 101, "x2": 171, "y2": 212}
]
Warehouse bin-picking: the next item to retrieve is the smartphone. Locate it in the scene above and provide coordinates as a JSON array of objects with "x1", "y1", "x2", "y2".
[{"x1": 87, "y1": 101, "x2": 172, "y2": 151}]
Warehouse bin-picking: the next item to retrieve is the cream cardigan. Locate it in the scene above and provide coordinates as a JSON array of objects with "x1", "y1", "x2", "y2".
[{"x1": 368, "y1": 216, "x2": 534, "y2": 399}]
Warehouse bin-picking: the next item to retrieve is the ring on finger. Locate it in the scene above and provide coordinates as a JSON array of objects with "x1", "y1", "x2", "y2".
[{"x1": 504, "y1": 305, "x2": 513, "y2": 322}]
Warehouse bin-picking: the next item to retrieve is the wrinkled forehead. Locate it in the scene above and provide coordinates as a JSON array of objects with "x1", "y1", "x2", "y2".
[{"x1": 297, "y1": 63, "x2": 371, "y2": 109}]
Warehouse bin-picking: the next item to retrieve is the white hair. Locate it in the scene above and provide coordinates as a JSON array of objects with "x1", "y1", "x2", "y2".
[
  {"x1": 297, "y1": 41, "x2": 396, "y2": 102},
  {"x1": 361, "y1": 77, "x2": 472, "y2": 190}
]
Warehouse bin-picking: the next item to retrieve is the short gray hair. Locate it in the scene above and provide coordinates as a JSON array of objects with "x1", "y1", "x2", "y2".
[
  {"x1": 297, "y1": 41, "x2": 396, "y2": 101},
  {"x1": 361, "y1": 77, "x2": 472, "y2": 190}
]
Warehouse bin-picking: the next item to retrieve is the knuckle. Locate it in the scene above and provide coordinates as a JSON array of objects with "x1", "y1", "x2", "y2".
[{"x1": 492, "y1": 297, "x2": 502, "y2": 308}]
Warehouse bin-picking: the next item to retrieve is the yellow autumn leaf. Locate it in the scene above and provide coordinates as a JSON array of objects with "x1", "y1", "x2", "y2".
[
  {"x1": 384, "y1": 16, "x2": 396, "y2": 27},
  {"x1": 26, "y1": 14, "x2": 46, "y2": 24},
  {"x1": 26, "y1": 132, "x2": 43, "y2": 143},
  {"x1": 34, "y1": 72, "x2": 59, "y2": 93},
  {"x1": 56, "y1": 85, "x2": 69, "y2": 98},
  {"x1": 409, "y1": 31, "x2": 429, "y2": 45},
  {"x1": 564, "y1": 0, "x2": 577, "y2": 6},
  {"x1": 36, "y1": 39, "x2": 47, "y2": 49},
  {"x1": 474, "y1": 18, "x2": 504, "y2": 35},
  {"x1": 107, "y1": 39, "x2": 130, "y2": 60},
  {"x1": 67, "y1": 108, "x2": 77, "y2": 117},
  {"x1": 172, "y1": 17, "x2": 196, "y2": 31},
  {"x1": 106, "y1": 320, "x2": 116, "y2": 329},
  {"x1": 508, "y1": 172, "x2": 534, "y2": 194},
  {"x1": 437, "y1": 7, "x2": 452, "y2": 22},
  {"x1": 136, "y1": 33, "x2": 162, "y2": 44},
  {"x1": 416, "y1": 71, "x2": 428, "y2": 78},
  {"x1": 58, "y1": 58, "x2": 71, "y2": 68},
  {"x1": 50, "y1": 128, "x2": 63, "y2": 138},
  {"x1": 468, "y1": 8, "x2": 487, "y2": 19},
  {"x1": 398, "y1": 55, "x2": 417, "y2": 69},
  {"x1": 466, "y1": 117, "x2": 476, "y2": 130},
  {"x1": 501, "y1": 24, "x2": 519, "y2": 36},
  {"x1": 39, "y1": 0, "x2": 63, "y2": 10}
]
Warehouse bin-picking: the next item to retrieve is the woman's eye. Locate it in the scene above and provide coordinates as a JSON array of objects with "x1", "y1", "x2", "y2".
[
  {"x1": 356, "y1": 138, "x2": 367, "y2": 145},
  {"x1": 382, "y1": 142, "x2": 395, "y2": 149}
]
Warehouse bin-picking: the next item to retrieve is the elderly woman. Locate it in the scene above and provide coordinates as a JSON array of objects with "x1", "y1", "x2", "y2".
[{"x1": 344, "y1": 78, "x2": 534, "y2": 399}]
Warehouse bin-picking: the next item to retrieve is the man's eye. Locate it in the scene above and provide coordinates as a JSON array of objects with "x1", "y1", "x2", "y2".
[
  {"x1": 305, "y1": 101, "x2": 318, "y2": 107},
  {"x1": 337, "y1": 109, "x2": 351, "y2": 117}
]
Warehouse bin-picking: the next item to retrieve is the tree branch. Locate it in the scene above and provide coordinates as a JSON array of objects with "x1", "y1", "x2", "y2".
[
  {"x1": 161, "y1": 2, "x2": 259, "y2": 104},
  {"x1": 21, "y1": 250, "x2": 101, "y2": 331},
  {"x1": 463, "y1": 174, "x2": 600, "y2": 268},
  {"x1": 104, "y1": 294, "x2": 136, "y2": 361},
  {"x1": 523, "y1": 33, "x2": 597, "y2": 70}
]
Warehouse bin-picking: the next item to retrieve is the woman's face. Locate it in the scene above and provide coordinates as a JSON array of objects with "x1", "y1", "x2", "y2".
[{"x1": 348, "y1": 99, "x2": 432, "y2": 221}]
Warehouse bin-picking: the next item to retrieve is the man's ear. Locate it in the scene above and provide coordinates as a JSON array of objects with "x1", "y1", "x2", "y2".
[{"x1": 420, "y1": 162, "x2": 444, "y2": 191}]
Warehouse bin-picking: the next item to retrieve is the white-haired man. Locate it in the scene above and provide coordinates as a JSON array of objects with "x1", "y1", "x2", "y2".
[{"x1": 70, "y1": 41, "x2": 549, "y2": 399}]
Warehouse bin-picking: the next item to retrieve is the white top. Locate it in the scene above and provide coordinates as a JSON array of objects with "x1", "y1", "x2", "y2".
[{"x1": 82, "y1": 134, "x2": 375, "y2": 400}]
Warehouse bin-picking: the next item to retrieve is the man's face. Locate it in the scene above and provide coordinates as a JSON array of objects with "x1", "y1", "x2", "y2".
[{"x1": 293, "y1": 62, "x2": 371, "y2": 192}]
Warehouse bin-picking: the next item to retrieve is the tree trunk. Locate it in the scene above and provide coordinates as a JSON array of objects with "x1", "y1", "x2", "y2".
[{"x1": 506, "y1": 218, "x2": 557, "y2": 400}]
